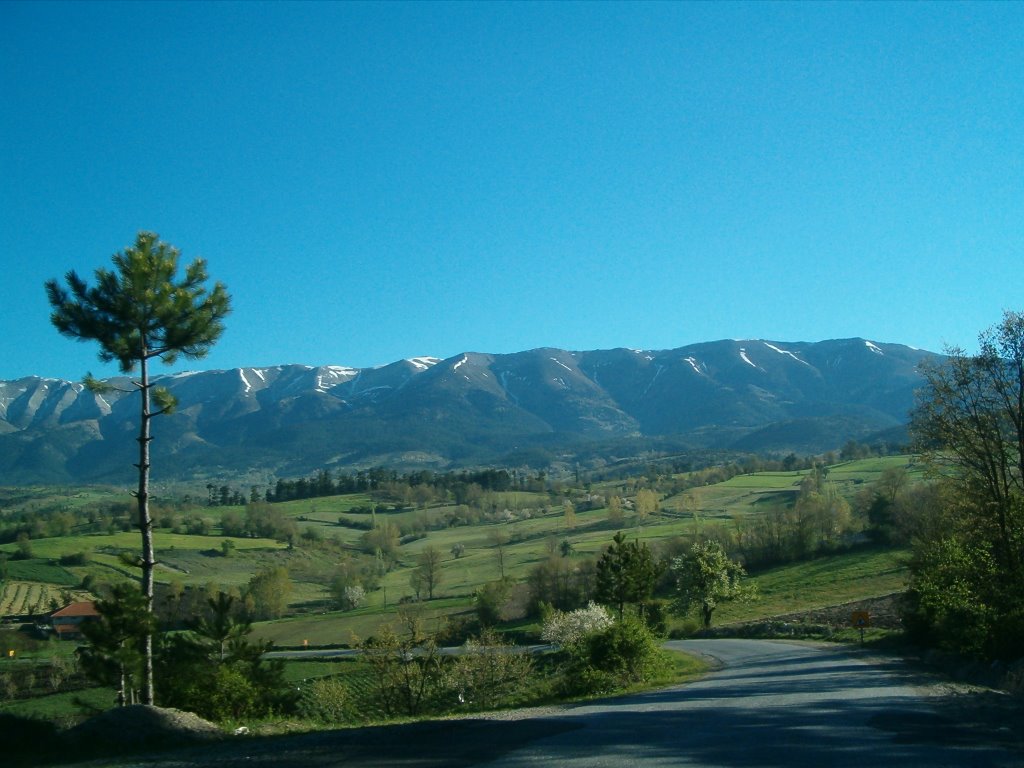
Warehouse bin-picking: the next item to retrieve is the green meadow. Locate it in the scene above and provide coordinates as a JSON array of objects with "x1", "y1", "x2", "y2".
[{"x1": 1, "y1": 457, "x2": 917, "y2": 647}]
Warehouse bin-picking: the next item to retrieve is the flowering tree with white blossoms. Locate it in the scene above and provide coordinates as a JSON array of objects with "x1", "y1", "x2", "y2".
[
  {"x1": 541, "y1": 601, "x2": 614, "y2": 651},
  {"x1": 341, "y1": 585, "x2": 366, "y2": 611}
]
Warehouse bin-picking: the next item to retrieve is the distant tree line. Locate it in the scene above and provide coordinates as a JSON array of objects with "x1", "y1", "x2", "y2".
[{"x1": 259, "y1": 467, "x2": 531, "y2": 504}]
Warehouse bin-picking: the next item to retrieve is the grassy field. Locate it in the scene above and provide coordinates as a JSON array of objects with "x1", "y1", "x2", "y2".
[
  {"x1": 714, "y1": 547, "x2": 909, "y2": 625},
  {"x1": 1, "y1": 456, "x2": 918, "y2": 641},
  {"x1": 0, "y1": 459, "x2": 924, "y2": 730}
]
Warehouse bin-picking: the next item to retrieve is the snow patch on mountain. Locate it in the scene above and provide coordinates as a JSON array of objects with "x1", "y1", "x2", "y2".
[
  {"x1": 239, "y1": 370, "x2": 252, "y2": 394},
  {"x1": 408, "y1": 357, "x2": 440, "y2": 371},
  {"x1": 763, "y1": 342, "x2": 811, "y2": 366},
  {"x1": 550, "y1": 357, "x2": 573, "y2": 373},
  {"x1": 739, "y1": 348, "x2": 759, "y2": 369},
  {"x1": 865, "y1": 341, "x2": 884, "y2": 355},
  {"x1": 684, "y1": 357, "x2": 704, "y2": 376}
]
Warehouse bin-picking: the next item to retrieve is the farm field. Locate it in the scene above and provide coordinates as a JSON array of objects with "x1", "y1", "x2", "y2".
[
  {"x1": 0, "y1": 580, "x2": 90, "y2": 617},
  {"x1": 1, "y1": 456, "x2": 918, "y2": 643}
]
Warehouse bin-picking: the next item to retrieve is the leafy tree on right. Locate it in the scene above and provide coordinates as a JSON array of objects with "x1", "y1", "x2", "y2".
[
  {"x1": 670, "y1": 540, "x2": 754, "y2": 629},
  {"x1": 906, "y1": 309, "x2": 1024, "y2": 659}
]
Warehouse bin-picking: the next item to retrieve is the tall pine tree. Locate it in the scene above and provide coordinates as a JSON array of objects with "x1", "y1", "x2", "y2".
[{"x1": 46, "y1": 231, "x2": 230, "y2": 704}]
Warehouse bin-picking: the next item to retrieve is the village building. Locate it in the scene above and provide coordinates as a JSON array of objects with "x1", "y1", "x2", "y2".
[{"x1": 49, "y1": 601, "x2": 99, "y2": 641}]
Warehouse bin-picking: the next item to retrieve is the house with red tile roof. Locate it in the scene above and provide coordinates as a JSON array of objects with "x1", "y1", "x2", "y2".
[{"x1": 49, "y1": 601, "x2": 99, "y2": 640}]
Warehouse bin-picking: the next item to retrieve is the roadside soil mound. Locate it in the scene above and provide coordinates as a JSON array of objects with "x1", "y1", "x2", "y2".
[{"x1": 63, "y1": 705, "x2": 225, "y2": 754}]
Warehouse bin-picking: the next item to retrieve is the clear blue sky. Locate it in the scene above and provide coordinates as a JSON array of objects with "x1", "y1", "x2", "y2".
[{"x1": 2, "y1": 1, "x2": 1021, "y2": 382}]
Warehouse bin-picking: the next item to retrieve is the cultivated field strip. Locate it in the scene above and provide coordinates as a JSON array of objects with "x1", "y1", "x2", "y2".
[{"x1": 0, "y1": 580, "x2": 79, "y2": 617}]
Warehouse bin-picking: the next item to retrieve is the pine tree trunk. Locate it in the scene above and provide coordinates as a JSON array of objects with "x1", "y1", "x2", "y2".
[{"x1": 136, "y1": 353, "x2": 155, "y2": 706}]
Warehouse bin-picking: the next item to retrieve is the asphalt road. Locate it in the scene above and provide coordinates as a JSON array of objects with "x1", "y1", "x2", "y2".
[
  {"x1": 92, "y1": 639, "x2": 1021, "y2": 768},
  {"x1": 479, "y1": 639, "x2": 1021, "y2": 768}
]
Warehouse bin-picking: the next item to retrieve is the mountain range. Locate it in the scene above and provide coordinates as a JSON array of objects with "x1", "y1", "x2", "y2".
[{"x1": 0, "y1": 338, "x2": 936, "y2": 485}]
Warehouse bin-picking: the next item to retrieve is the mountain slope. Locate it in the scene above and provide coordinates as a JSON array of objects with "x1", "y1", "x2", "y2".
[{"x1": 0, "y1": 338, "x2": 936, "y2": 483}]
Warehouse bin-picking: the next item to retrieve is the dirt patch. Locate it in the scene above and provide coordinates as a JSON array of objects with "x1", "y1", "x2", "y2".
[{"x1": 63, "y1": 705, "x2": 225, "y2": 754}]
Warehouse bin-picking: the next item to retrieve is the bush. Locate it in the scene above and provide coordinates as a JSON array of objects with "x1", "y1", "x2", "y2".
[
  {"x1": 444, "y1": 629, "x2": 534, "y2": 710},
  {"x1": 206, "y1": 663, "x2": 260, "y2": 721},
  {"x1": 359, "y1": 626, "x2": 445, "y2": 717},
  {"x1": 540, "y1": 602, "x2": 613, "y2": 652},
  {"x1": 59, "y1": 551, "x2": 92, "y2": 566},
  {"x1": 585, "y1": 614, "x2": 667, "y2": 686},
  {"x1": 298, "y1": 676, "x2": 350, "y2": 723}
]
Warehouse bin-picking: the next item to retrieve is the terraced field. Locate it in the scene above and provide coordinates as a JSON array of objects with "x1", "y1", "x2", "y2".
[{"x1": 0, "y1": 580, "x2": 87, "y2": 617}]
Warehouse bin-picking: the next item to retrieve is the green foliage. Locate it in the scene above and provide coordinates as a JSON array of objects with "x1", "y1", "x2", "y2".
[
  {"x1": 57, "y1": 551, "x2": 91, "y2": 566},
  {"x1": 445, "y1": 628, "x2": 534, "y2": 710},
  {"x1": 46, "y1": 231, "x2": 232, "y2": 706},
  {"x1": 245, "y1": 566, "x2": 291, "y2": 620},
  {"x1": 191, "y1": 593, "x2": 251, "y2": 660},
  {"x1": 548, "y1": 611, "x2": 667, "y2": 697},
  {"x1": 78, "y1": 582, "x2": 155, "y2": 704},
  {"x1": 242, "y1": 502, "x2": 297, "y2": 543},
  {"x1": 584, "y1": 614, "x2": 667, "y2": 687},
  {"x1": 358, "y1": 624, "x2": 444, "y2": 717},
  {"x1": 45, "y1": 231, "x2": 231, "y2": 373},
  {"x1": 902, "y1": 536, "x2": 998, "y2": 657},
  {"x1": 671, "y1": 540, "x2": 755, "y2": 629},
  {"x1": 360, "y1": 521, "x2": 401, "y2": 561},
  {"x1": 206, "y1": 663, "x2": 262, "y2": 721},
  {"x1": 297, "y1": 676, "x2": 351, "y2": 723},
  {"x1": 594, "y1": 532, "x2": 660, "y2": 620},
  {"x1": 527, "y1": 555, "x2": 595, "y2": 613},
  {"x1": 474, "y1": 579, "x2": 512, "y2": 626},
  {"x1": 907, "y1": 310, "x2": 1024, "y2": 659},
  {"x1": 155, "y1": 595, "x2": 294, "y2": 721}
]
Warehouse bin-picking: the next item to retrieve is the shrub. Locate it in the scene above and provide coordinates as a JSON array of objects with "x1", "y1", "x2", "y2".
[
  {"x1": 206, "y1": 663, "x2": 260, "y2": 721},
  {"x1": 298, "y1": 676, "x2": 350, "y2": 723},
  {"x1": 585, "y1": 614, "x2": 667, "y2": 686},
  {"x1": 540, "y1": 602, "x2": 613, "y2": 652},
  {"x1": 59, "y1": 551, "x2": 92, "y2": 566},
  {"x1": 359, "y1": 625, "x2": 444, "y2": 717},
  {"x1": 445, "y1": 629, "x2": 534, "y2": 710}
]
